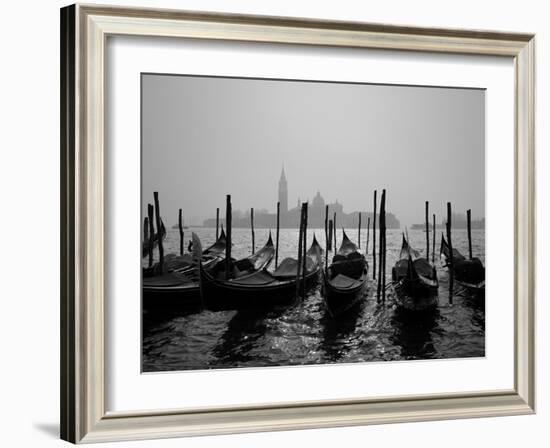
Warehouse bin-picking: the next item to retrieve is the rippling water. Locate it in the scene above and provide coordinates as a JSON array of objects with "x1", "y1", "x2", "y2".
[{"x1": 142, "y1": 227, "x2": 485, "y2": 372}]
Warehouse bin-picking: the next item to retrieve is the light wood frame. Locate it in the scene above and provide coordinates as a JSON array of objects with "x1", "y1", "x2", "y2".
[{"x1": 60, "y1": 3, "x2": 536, "y2": 444}]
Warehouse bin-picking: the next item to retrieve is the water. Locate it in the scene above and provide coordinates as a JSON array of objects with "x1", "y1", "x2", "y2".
[{"x1": 142, "y1": 228, "x2": 485, "y2": 372}]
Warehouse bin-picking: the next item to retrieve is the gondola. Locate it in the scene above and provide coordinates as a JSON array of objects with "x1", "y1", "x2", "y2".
[
  {"x1": 141, "y1": 220, "x2": 166, "y2": 258},
  {"x1": 143, "y1": 228, "x2": 227, "y2": 278},
  {"x1": 169, "y1": 227, "x2": 229, "y2": 273},
  {"x1": 200, "y1": 235, "x2": 323, "y2": 312},
  {"x1": 392, "y1": 235, "x2": 438, "y2": 311},
  {"x1": 322, "y1": 230, "x2": 368, "y2": 317},
  {"x1": 440, "y1": 234, "x2": 485, "y2": 293},
  {"x1": 142, "y1": 231, "x2": 274, "y2": 311}
]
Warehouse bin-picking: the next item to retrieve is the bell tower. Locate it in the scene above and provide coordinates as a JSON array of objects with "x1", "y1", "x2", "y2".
[{"x1": 278, "y1": 166, "x2": 288, "y2": 214}]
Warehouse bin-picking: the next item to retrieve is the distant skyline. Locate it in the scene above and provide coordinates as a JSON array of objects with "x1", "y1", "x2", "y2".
[{"x1": 142, "y1": 74, "x2": 485, "y2": 227}]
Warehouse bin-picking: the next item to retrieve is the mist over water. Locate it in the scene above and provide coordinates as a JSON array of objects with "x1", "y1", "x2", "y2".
[{"x1": 142, "y1": 227, "x2": 485, "y2": 372}]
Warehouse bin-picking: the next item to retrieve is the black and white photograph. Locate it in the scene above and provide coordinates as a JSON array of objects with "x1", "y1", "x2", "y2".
[
  {"x1": 0, "y1": 0, "x2": 542, "y2": 446},
  {"x1": 141, "y1": 74, "x2": 486, "y2": 372}
]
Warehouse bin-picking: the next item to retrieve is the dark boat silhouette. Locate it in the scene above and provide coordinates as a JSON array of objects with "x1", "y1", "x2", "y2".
[
  {"x1": 142, "y1": 230, "x2": 273, "y2": 311},
  {"x1": 142, "y1": 227, "x2": 228, "y2": 278},
  {"x1": 392, "y1": 234, "x2": 438, "y2": 311},
  {"x1": 200, "y1": 235, "x2": 323, "y2": 312},
  {"x1": 322, "y1": 230, "x2": 368, "y2": 317},
  {"x1": 440, "y1": 234, "x2": 485, "y2": 294}
]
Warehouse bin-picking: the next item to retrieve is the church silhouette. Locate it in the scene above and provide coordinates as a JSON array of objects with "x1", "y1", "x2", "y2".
[{"x1": 203, "y1": 167, "x2": 400, "y2": 229}]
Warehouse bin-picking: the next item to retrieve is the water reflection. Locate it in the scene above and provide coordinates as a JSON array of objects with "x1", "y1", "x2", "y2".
[
  {"x1": 391, "y1": 306, "x2": 439, "y2": 359},
  {"x1": 320, "y1": 301, "x2": 364, "y2": 362},
  {"x1": 212, "y1": 308, "x2": 284, "y2": 366},
  {"x1": 463, "y1": 293, "x2": 485, "y2": 331}
]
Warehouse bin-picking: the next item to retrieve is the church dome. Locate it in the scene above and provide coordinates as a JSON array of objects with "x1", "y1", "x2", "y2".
[{"x1": 312, "y1": 191, "x2": 325, "y2": 209}]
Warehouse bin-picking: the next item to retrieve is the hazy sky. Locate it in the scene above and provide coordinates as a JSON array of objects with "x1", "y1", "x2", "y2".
[{"x1": 142, "y1": 74, "x2": 485, "y2": 227}]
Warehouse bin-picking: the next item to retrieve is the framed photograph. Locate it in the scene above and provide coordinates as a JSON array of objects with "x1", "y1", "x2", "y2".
[{"x1": 60, "y1": 4, "x2": 535, "y2": 444}]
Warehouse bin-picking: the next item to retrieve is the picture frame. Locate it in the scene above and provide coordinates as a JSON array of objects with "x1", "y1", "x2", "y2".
[{"x1": 60, "y1": 3, "x2": 535, "y2": 444}]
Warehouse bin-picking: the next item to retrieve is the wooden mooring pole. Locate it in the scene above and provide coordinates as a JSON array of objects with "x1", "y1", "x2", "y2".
[
  {"x1": 324, "y1": 205, "x2": 329, "y2": 270},
  {"x1": 467, "y1": 209, "x2": 473, "y2": 259},
  {"x1": 147, "y1": 204, "x2": 154, "y2": 268},
  {"x1": 178, "y1": 208, "x2": 184, "y2": 256},
  {"x1": 328, "y1": 219, "x2": 333, "y2": 251},
  {"x1": 432, "y1": 213, "x2": 436, "y2": 264},
  {"x1": 381, "y1": 190, "x2": 387, "y2": 303},
  {"x1": 373, "y1": 190, "x2": 377, "y2": 280},
  {"x1": 215, "y1": 207, "x2": 219, "y2": 239},
  {"x1": 302, "y1": 202, "x2": 309, "y2": 297},
  {"x1": 425, "y1": 201, "x2": 430, "y2": 261},
  {"x1": 143, "y1": 216, "x2": 149, "y2": 250},
  {"x1": 366, "y1": 216, "x2": 370, "y2": 256},
  {"x1": 295, "y1": 203, "x2": 305, "y2": 300},
  {"x1": 376, "y1": 190, "x2": 385, "y2": 302},
  {"x1": 446, "y1": 202, "x2": 454, "y2": 304},
  {"x1": 275, "y1": 201, "x2": 280, "y2": 268},
  {"x1": 333, "y1": 212, "x2": 337, "y2": 251},
  {"x1": 225, "y1": 195, "x2": 232, "y2": 280},
  {"x1": 358, "y1": 212, "x2": 362, "y2": 248},
  {"x1": 153, "y1": 192, "x2": 164, "y2": 274},
  {"x1": 250, "y1": 207, "x2": 255, "y2": 254}
]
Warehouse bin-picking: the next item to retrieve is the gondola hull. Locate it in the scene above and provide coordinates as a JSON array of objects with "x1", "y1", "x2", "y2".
[
  {"x1": 393, "y1": 278, "x2": 439, "y2": 311},
  {"x1": 452, "y1": 258, "x2": 485, "y2": 296},
  {"x1": 456, "y1": 279, "x2": 486, "y2": 296},
  {"x1": 200, "y1": 266, "x2": 320, "y2": 312},
  {"x1": 322, "y1": 230, "x2": 368, "y2": 317},
  {"x1": 142, "y1": 230, "x2": 273, "y2": 312},
  {"x1": 323, "y1": 269, "x2": 367, "y2": 317},
  {"x1": 143, "y1": 279, "x2": 202, "y2": 311},
  {"x1": 200, "y1": 234, "x2": 323, "y2": 312},
  {"x1": 392, "y1": 236, "x2": 439, "y2": 311},
  {"x1": 440, "y1": 235, "x2": 485, "y2": 295}
]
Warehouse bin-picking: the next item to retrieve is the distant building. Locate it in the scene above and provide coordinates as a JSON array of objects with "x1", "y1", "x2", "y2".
[
  {"x1": 442, "y1": 213, "x2": 485, "y2": 229},
  {"x1": 410, "y1": 213, "x2": 484, "y2": 231},
  {"x1": 203, "y1": 167, "x2": 400, "y2": 229},
  {"x1": 278, "y1": 167, "x2": 288, "y2": 214}
]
